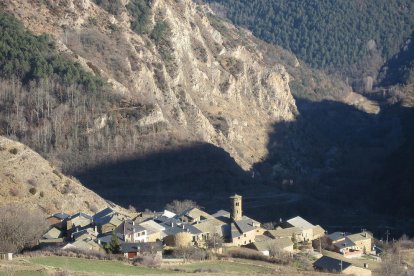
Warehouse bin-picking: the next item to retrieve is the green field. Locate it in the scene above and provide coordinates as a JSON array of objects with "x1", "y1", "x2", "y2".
[
  {"x1": 170, "y1": 260, "x2": 276, "y2": 274},
  {"x1": 29, "y1": 256, "x2": 174, "y2": 275}
]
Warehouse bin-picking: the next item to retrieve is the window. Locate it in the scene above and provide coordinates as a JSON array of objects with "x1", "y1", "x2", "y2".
[{"x1": 244, "y1": 234, "x2": 246, "y2": 237}]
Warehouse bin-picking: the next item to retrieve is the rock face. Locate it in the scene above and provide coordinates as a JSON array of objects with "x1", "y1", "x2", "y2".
[{"x1": 3, "y1": 0, "x2": 297, "y2": 170}]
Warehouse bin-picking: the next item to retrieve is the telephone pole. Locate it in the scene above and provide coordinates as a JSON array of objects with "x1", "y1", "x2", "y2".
[{"x1": 386, "y1": 229, "x2": 390, "y2": 245}]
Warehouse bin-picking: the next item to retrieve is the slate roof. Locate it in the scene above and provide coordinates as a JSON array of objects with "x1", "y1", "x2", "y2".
[
  {"x1": 43, "y1": 227, "x2": 64, "y2": 239},
  {"x1": 72, "y1": 228, "x2": 97, "y2": 241},
  {"x1": 93, "y1": 207, "x2": 114, "y2": 220},
  {"x1": 211, "y1": 210, "x2": 232, "y2": 224},
  {"x1": 254, "y1": 235, "x2": 271, "y2": 242},
  {"x1": 267, "y1": 227, "x2": 302, "y2": 238},
  {"x1": 286, "y1": 216, "x2": 314, "y2": 230},
  {"x1": 139, "y1": 220, "x2": 166, "y2": 235},
  {"x1": 229, "y1": 218, "x2": 261, "y2": 239},
  {"x1": 65, "y1": 239, "x2": 102, "y2": 251},
  {"x1": 176, "y1": 208, "x2": 214, "y2": 222},
  {"x1": 94, "y1": 213, "x2": 124, "y2": 227},
  {"x1": 193, "y1": 218, "x2": 226, "y2": 234},
  {"x1": 154, "y1": 216, "x2": 180, "y2": 225},
  {"x1": 69, "y1": 212, "x2": 93, "y2": 221},
  {"x1": 347, "y1": 232, "x2": 372, "y2": 243},
  {"x1": 333, "y1": 237, "x2": 356, "y2": 249},
  {"x1": 313, "y1": 225, "x2": 326, "y2": 238},
  {"x1": 52, "y1": 213, "x2": 70, "y2": 220},
  {"x1": 97, "y1": 232, "x2": 124, "y2": 244},
  {"x1": 313, "y1": 256, "x2": 352, "y2": 272},
  {"x1": 252, "y1": 237, "x2": 293, "y2": 252},
  {"x1": 163, "y1": 223, "x2": 202, "y2": 236},
  {"x1": 120, "y1": 241, "x2": 163, "y2": 253},
  {"x1": 327, "y1": 232, "x2": 347, "y2": 242},
  {"x1": 123, "y1": 220, "x2": 146, "y2": 236}
]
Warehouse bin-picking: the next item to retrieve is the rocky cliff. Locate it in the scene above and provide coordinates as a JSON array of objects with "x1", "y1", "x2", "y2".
[{"x1": 3, "y1": 0, "x2": 297, "y2": 170}]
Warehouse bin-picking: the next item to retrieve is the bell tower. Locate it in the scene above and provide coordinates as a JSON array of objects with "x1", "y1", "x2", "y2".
[{"x1": 230, "y1": 194, "x2": 242, "y2": 221}]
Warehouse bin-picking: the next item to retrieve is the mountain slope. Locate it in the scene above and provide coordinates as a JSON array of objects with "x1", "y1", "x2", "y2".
[
  {"x1": 1, "y1": 0, "x2": 303, "y2": 172},
  {"x1": 0, "y1": 136, "x2": 115, "y2": 215}
]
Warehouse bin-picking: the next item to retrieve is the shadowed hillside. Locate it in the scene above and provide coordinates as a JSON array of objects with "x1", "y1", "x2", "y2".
[{"x1": 76, "y1": 96, "x2": 414, "y2": 236}]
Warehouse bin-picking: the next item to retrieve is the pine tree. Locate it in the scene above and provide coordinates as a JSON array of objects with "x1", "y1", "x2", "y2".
[{"x1": 105, "y1": 230, "x2": 121, "y2": 254}]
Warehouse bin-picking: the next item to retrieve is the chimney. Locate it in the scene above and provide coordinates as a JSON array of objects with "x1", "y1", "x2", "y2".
[
  {"x1": 98, "y1": 239, "x2": 101, "y2": 245},
  {"x1": 94, "y1": 226, "x2": 98, "y2": 236},
  {"x1": 182, "y1": 225, "x2": 185, "y2": 229},
  {"x1": 364, "y1": 263, "x2": 369, "y2": 269}
]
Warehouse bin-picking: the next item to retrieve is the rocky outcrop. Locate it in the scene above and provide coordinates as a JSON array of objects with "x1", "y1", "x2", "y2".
[
  {"x1": 0, "y1": 136, "x2": 122, "y2": 215},
  {"x1": 3, "y1": 0, "x2": 297, "y2": 170}
]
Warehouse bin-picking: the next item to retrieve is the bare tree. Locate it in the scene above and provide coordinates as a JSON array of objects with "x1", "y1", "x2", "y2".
[
  {"x1": 377, "y1": 243, "x2": 405, "y2": 276},
  {"x1": 205, "y1": 233, "x2": 223, "y2": 251},
  {"x1": 165, "y1": 200, "x2": 200, "y2": 214},
  {"x1": 0, "y1": 204, "x2": 49, "y2": 253}
]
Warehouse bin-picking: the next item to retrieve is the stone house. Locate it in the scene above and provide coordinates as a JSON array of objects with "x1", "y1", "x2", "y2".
[
  {"x1": 347, "y1": 232, "x2": 372, "y2": 254},
  {"x1": 283, "y1": 216, "x2": 316, "y2": 242},
  {"x1": 246, "y1": 237, "x2": 294, "y2": 256},
  {"x1": 327, "y1": 231, "x2": 373, "y2": 256},
  {"x1": 47, "y1": 213, "x2": 69, "y2": 230},
  {"x1": 161, "y1": 219, "x2": 203, "y2": 247},
  {"x1": 121, "y1": 220, "x2": 148, "y2": 243},
  {"x1": 139, "y1": 220, "x2": 166, "y2": 242},
  {"x1": 313, "y1": 256, "x2": 371, "y2": 276},
  {"x1": 266, "y1": 227, "x2": 302, "y2": 242},
  {"x1": 66, "y1": 213, "x2": 93, "y2": 234},
  {"x1": 93, "y1": 208, "x2": 127, "y2": 234},
  {"x1": 176, "y1": 208, "x2": 215, "y2": 224}
]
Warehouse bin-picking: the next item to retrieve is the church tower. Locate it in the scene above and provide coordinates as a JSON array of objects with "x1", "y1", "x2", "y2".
[{"x1": 230, "y1": 194, "x2": 242, "y2": 221}]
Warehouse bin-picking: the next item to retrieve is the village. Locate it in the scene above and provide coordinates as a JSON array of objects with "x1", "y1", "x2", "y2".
[{"x1": 15, "y1": 194, "x2": 386, "y2": 275}]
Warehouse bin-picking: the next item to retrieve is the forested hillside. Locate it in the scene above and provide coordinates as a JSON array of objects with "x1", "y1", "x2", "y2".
[
  {"x1": 379, "y1": 31, "x2": 414, "y2": 87},
  {"x1": 203, "y1": 0, "x2": 414, "y2": 77}
]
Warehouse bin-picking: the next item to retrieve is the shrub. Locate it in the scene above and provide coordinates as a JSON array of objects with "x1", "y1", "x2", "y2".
[
  {"x1": 27, "y1": 179, "x2": 37, "y2": 186},
  {"x1": 52, "y1": 170, "x2": 62, "y2": 179},
  {"x1": 227, "y1": 247, "x2": 269, "y2": 262},
  {"x1": 132, "y1": 254, "x2": 161, "y2": 268},
  {"x1": 0, "y1": 205, "x2": 48, "y2": 253},
  {"x1": 9, "y1": 187, "x2": 20, "y2": 197},
  {"x1": 29, "y1": 187, "x2": 37, "y2": 195},
  {"x1": 165, "y1": 199, "x2": 200, "y2": 214},
  {"x1": 150, "y1": 19, "x2": 177, "y2": 77},
  {"x1": 94, "y1": 0, "x2": 123, "y2": 16},
  {"x1": 127, "y1": 0, "x2": 152, "y2": 34},
  {"x1": 9, "y1": 148, "x2": 18, "y2": 155}
]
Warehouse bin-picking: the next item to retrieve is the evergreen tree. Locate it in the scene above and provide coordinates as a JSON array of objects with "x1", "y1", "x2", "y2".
[{"x1": 104, "y1": 230, "x2": 121, "y2": 254}]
